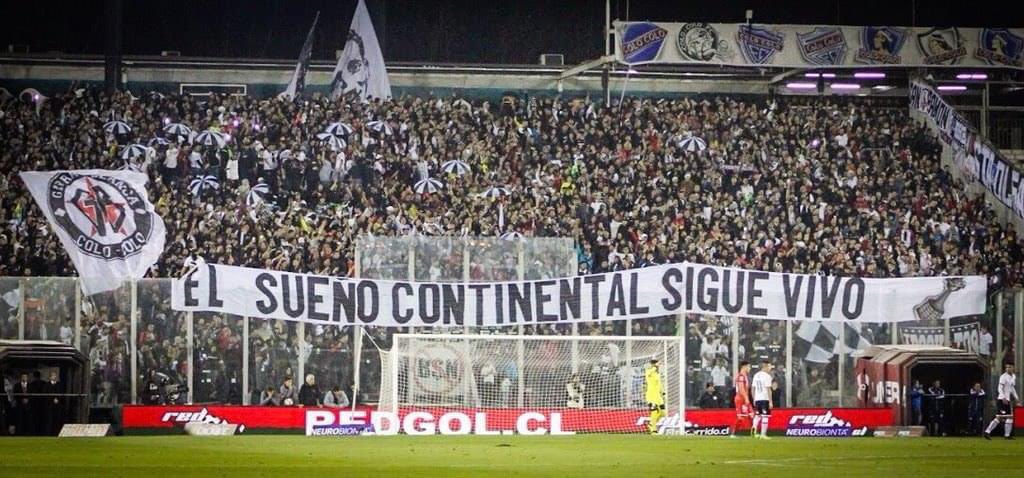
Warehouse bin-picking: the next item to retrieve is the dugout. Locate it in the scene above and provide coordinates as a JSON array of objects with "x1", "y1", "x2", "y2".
[
  {"x1": 854, "y1": 345, "x2": 988, "y2": 429},
  {"x1": 0, "y1": 340, "x2": 90, "y2": 434}
]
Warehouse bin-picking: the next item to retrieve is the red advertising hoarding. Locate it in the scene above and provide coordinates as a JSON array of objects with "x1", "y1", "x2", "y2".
[{"x1": 122, "y1": 405, "x2": 899, "y2": 435}]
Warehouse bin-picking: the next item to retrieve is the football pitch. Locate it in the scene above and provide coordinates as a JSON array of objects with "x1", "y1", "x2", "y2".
[{"x1": 1, "y1": 435, "x2": 1020, "y2": 477}]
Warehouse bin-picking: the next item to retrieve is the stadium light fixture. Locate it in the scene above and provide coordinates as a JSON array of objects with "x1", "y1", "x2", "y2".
[
  {"x1": 804, "y1": 73, "x2": 836, "y2": 78},
  {"x1": 830, "y1": 83, "x2": 861, "y2": 90},
  {"x1": 937, "y1": 85, "x2": 968, "y2": 91},
  {"x1": 956, "y1": 73, "x2": 988, "y2": 80},
  {"x1": 786, "y1": 82, "x2": 817, "y2": 89},
  {"x1": 854, "y1": 72, "x2": 885, "y2": 79},
  {"x1": 872, "y1": 85, "x2": 895, "y2": 92}
]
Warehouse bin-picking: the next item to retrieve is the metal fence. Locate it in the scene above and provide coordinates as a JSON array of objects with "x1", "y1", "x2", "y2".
[{"x1": 1, "y1": 265, "x2": 1021, "y2": 409}]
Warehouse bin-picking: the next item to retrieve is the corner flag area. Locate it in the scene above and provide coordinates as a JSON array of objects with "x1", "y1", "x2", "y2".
[{"x1": 2, "y1": 435, "x2": 1021, "y2": 477}]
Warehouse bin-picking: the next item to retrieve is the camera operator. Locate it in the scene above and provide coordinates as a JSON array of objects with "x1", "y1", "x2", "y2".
[{"x1": 142, "y1": 370, "x2": 163, "y2": 405}]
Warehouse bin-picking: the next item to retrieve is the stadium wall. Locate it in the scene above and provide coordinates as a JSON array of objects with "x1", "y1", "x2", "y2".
[{"x1": 0, "y1": 55, "x2": 769, "y2": 100}]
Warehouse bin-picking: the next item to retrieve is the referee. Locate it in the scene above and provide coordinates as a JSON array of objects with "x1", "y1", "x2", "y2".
[{"x1": 984, "y1": 363, "x2": 1018, "y2": 440}]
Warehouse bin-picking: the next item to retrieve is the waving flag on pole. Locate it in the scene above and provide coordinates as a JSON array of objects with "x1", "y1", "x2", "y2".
[
  {"x1": 281, "y1": 12, "x2": 320, "y2": 101},
  {"x1": 19, "y1": 170, "x2": 167, "y2": 295},
  {"x1": 331, "y1": 0, "x2": 391, "y2": 101}
]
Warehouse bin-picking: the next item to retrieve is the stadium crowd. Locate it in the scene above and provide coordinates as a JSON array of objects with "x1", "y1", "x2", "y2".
[{"x1": 1, "y1": 87, "x2": 1022, "y2": 407}]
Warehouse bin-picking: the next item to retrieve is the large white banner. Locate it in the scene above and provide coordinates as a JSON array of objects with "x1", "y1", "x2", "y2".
[
  {"x1": 20, "y1": 170, "x2": 167, "y2": 295},
  {"x1": 331, "y1": 0, "x2": 392, "y2": 101},
  {"x1": 616, "y1": 22, "x2": 1024, "y2": 69},
  {"x1": 909, "y1": 80, "x2": 1024, "y2": 220},
  {"x1": 171, "y1": 261, "x2": 986, "y2": 327}
]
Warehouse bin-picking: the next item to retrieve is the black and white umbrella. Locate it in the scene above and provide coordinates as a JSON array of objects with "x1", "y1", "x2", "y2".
[
  {"x1": 148, "y1": 136, "x2": 171, "y2": 148},
  {"x1": 678, "y1": 136, "x2": 707, "y2": 152},
  {"x1": 316, "y1": 133, "x2": 348, "y2": 151},
  {"x1": 189, "y1": 175, "x2": 220, "y2": 196},
  {"x1": 119, "y1": 159, "x2": 143, "y2": 172},
  {"x1": 103, "y1": 120, "x2": 132, "y2": 135},
  {"x1": 480, "y1": 186, "x2": 512, "y2": 199},
  {"x1": 441, "y1": 159, "x2": 471, "y2": 176},
  {"x1": 120, "y1": 144, "x2": 149, "y2": 160},
  {"x1": 366, "y1": 120, "x2": 393, "y2": 135},
  {"x1": 193, "y1": 130, "x2": 228, "y2": 148},
  {"x1": 323, "y1": 122, "x2": 354, "y2": 137},
  {"x1": 414, "y1": 178, "x2": 444, "y2": 194},
  {"x1": 500, "y1": 231, "x2": 524, "y2": 241},
  {"x1": 163, "y1": 123, "x2": 192, "y2": 139}
]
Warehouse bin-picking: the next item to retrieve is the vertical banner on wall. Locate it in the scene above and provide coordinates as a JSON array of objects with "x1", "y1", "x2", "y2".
[{"x1": 909, "y1": 80, "x2": 1024, "y2": 221}]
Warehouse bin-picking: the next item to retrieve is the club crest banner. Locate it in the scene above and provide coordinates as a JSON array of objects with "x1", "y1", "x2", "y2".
[
  {"x1": 20, "y1": 170, "x2": 167, "y2": 295},
  {"x1": 615, "y1": 22, "x2": 1024, "y2": 69},
  {"x1": 171, "y1": 261, "x2": 986, "y2": 327}
]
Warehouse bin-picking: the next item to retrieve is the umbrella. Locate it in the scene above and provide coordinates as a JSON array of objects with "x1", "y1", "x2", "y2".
[
  {"x1": 480, "y1": 186, "x2": 512, "y2": 198},
  {"x1": 323, "y1": 122, "x2": 354, "y2": 137},
  {"x1": 189, "y1": 175, "x2": 220, "y2": 196},
  {"x1": 120, "y1": 144, "x2": 149, "y2": 160},
  {"x1": 194, "y1": 130, "x2": 228, "y2": 148},
  {"x1": 163, "y1": 123, "x2": 192, "y2": 138},
  {"x1": 246, "y1": 182, "x2": 270, "y2": 206},
  {"x1": 316, "y1": 133, "x2": 348, "y2": 151},
  {"x1": 366, "y1": 120, "x2": 393, "y2": 135},
  {"x1": 678, "y1": 136, "x2": 707, "y2": 152},
  {"x1": 148, "y1": 136, "x2": 171, "y2": 147},
  {"x1": 441, "y1": 159, "x2": 471, "y2": 176},
  {"x1": 103, "y1": 120, "x2": 132, "y2": 135},
  {"x1": 414, "y1": 178, "x2": 444, "y2": 194},
  {"x1": 500, "y1": 231, "x2": 524, "y2": 241},
  {"x1": 119, "y1": 159, "x2": 143, "y2": 172}
]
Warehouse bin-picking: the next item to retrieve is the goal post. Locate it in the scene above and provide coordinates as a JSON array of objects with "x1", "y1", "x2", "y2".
[{"x1": 377, "y1": 333, "x2": 686, "y2": 434}]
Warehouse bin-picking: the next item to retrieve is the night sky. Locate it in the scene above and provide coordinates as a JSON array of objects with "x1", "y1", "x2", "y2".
[{"x1": 1, "y1": 0, "x2": 1017, "y2": 64}]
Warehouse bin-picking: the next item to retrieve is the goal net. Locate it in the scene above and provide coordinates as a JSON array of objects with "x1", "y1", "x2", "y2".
[{"x1": 377, "y1": 333, "x2": 685, "y2": 434}]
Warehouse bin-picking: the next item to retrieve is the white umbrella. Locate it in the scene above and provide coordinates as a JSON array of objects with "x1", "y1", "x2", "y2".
[
  {"x1": 103, "y1": 120, "x2": 132, "y2": 135},
  {"x1": 480, "y1": 186, "x2": 512, "y2": 198},
  {"x1": 323, "y1": 122, "x2": 354, "y2": 137},
  {"x1": 148, "y1": 136, "x2": 171, "y2": 147},
  {"x1": 678, "y1": 136, "x2": 707, "y2": 152},
  {"x1": 441, "y1": 159, "x2": 471, "y2": 176},
  {"x1": 500, "y1": 231, "x2": 524, "y2": 241},
  {"x1": 194, "y1": 130, "x2": 228, "y2": 148},
  {"x1": 189, "y1": 175, "x2": 220, "y2": 196},
  {"x1": 366, "y1": 120, "x2": 393, "y2": 135},
  {"x1": 414, "y1": 178, "x2": 444, "y2": 194},
  {"x1": 316, "y1": 133, "x2": 348, "y2": 151},
  {"x1": 163, "y1": 123, "x2": 192, "y2": 138},
  {"x1": 245, "y1": 182, "x2": 271, "y2": 220},
  {"x1": 120, "y1": 144, "x2": 149, "y2": 160}
]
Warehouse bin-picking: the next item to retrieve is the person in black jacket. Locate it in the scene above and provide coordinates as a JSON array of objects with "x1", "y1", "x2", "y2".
[
  {"x1": 13, "y1": 373, "x2": 31, "y2": 435},
  {"x1": 698, "y1": 382, "x2": 723, "y2": 409},
  {"x1": 297, "y1": 374, "x2": 321, "y2": 407},
  {"x1": 967, "y1": 382, "x2": 986, "y2": 436}
]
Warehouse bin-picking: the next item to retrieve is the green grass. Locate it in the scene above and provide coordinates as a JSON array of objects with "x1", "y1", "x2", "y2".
[{"x1": 0, "y1": 435, "x2": 1020, "y2": 477}]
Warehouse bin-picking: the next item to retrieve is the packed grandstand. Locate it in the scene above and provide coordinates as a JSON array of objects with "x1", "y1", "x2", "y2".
[{"x1": 1, "y1": 88, "x2": 1021, "y2": 410}]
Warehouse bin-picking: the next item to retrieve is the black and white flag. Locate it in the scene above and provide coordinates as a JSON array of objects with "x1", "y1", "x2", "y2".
[
  {"x1": 794, "y1": 321, "x2": 872, "y2": 364},
  {"x1": 20, "y1": 170, "x2": 167, "y2": 295},
  {"x1": 330, "y1": 0, "x2": 391, "y2": 101},
  {"x1": 281, "y1": 12, "x2": 321, "y2": 101}
]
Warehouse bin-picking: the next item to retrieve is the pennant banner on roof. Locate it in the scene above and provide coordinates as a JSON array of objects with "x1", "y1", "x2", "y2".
[{"x1": 615, "y1": 22, "x2": 1024, "y2": 69}]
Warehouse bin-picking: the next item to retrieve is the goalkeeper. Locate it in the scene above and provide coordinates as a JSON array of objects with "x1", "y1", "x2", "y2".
[{"x1": 645, "y1": 358, "x2": 665, "y2": 434}]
